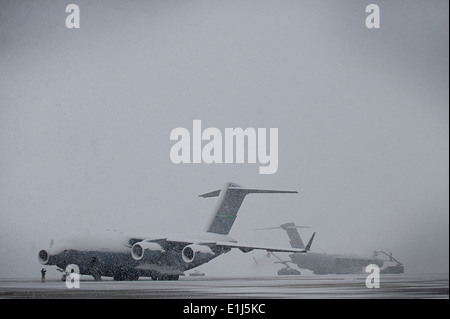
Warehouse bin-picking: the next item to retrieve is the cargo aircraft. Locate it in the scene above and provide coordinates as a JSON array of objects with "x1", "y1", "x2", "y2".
[
  {"x1": 256, "y1": 223, "x2": 384, "y2": 275},
  {"x1": 38, "y1": 183, "x2": 314, "y2": 281}
]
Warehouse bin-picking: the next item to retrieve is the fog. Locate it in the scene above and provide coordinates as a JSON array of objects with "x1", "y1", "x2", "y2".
[{"x1": 0, "y1": 0, "x2": 448, "y2": 278}]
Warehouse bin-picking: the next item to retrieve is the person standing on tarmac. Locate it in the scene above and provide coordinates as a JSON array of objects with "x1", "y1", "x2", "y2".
[{"x1": 41, "y1": 268, "x2": 46, "y2": 283}]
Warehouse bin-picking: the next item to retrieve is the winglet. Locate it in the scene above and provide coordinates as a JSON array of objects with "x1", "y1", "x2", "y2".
[{"x1": 304, "y1": 232, "x2": 316, "y2": 252}]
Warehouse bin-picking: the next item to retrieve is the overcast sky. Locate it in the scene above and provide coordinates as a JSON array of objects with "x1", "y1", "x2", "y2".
[{"x1": 0, "y1": 0, "x2": 448, "y2": 278}]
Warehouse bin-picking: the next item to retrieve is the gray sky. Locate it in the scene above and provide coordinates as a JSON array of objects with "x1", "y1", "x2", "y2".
[{"x1": 0, "y1": 0, "x2": 448, "y2": 277}]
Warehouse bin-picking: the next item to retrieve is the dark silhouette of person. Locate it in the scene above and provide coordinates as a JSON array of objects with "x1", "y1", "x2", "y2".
[{"x1": 41, "y1": 268, "x2": 46, "y2": 283}]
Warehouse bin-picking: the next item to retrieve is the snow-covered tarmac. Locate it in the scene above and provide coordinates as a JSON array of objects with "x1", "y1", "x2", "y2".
[{"x1": 0, "y1": 273, "x2": 448, "y2": 299}]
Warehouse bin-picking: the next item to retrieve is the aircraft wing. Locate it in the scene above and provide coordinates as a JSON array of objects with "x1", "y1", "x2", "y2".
[
  {"x1": 129, "y1": 230, "x2": 315, "y2": 261},
  {"x1": 215, "y1": 232, "x2": 315, "y2": 253},
  {"x1": 213, "y1": 241, "x2": 308, "y2": 254},
  {"x1": 135, "y1": 237, "x2": 310, "y2": 254}
]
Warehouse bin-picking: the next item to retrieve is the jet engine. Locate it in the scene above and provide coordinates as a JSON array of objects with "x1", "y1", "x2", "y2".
[
  {"x1": 131, "y1": 241, "x2": 165, "y2": 261},
  {"x1": 38, "y1": 249, "x2": 51, "y2": 265},
  {"x1": 182, "y1": 244, "x2": 215, "y2": 263}
]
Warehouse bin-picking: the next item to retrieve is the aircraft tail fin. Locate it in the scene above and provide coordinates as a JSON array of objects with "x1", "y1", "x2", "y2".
[
  {"x1": 255, "y1": 223, "x2": 310, "y2": 249},
  {"x1": 201, "y1": 182, "x2": 298, "y2": 235}
]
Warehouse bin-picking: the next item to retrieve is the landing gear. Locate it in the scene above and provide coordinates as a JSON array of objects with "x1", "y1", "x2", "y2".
[
  {"x1": 89, "y1": 257, "x2": 102, "y2": 281},
  {"x1": 113, "y1": 269, "x2": 139, "y2": 281},
  {"x1": 91, "y1": 270, "x2": 102, "y2": 281},
  {"x1": 151, "y1": 274, "x2": 179, "y2": 281},
  {"x1": 160, "y1": 275, "x2": 179, "y2": 281}
]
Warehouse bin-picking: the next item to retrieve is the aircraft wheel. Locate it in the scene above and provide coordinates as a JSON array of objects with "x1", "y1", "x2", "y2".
[
  {"x1": 113, "y1": 270, "x2": 139, "y2": 281},
  {"x1": 159, "y1": 275, "x2": 179, "y2": 281},
  {"x1": 92, "y1": 273, "x2": 102, "y2": 281}
]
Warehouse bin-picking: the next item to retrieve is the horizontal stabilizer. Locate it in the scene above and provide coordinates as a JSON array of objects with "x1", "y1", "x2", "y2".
[
  {"x1": 255, "y1": 224, "x2": 310, "y2": 231},
  {"x1": 200, "y1": 186, "x2": 298, "y2": 198}
]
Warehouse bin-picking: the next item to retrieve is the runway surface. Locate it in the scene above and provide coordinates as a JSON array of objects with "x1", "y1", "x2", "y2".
[{"x1": 0, "y1": 273, "x2": 448, "y2": 299}]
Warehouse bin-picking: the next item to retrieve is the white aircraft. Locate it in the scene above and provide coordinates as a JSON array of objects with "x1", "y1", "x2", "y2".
[{"x1": 38, "y1": 182, "x2": 314, "y2": 281}]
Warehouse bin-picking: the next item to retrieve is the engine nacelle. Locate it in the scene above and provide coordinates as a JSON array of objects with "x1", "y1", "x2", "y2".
[
  {"x1": 131, "y1": 241, "x2": 165, "y2": 261},
  {"x1": 182, "y1": 244, "x2": 214, "y2": 263},
  {"x1": 38, "y1": 249, "x2": 51, "y2": 265}
]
